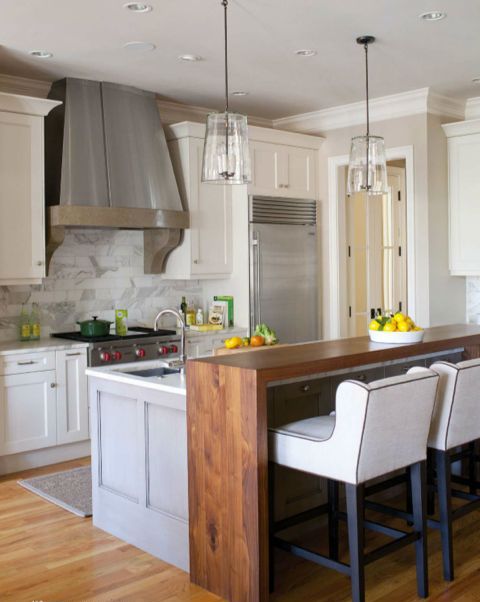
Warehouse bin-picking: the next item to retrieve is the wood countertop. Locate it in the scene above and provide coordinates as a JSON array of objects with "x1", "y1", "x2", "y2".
[{"x1": 190, "y1": 324, "x2": 480, "y2": 382}]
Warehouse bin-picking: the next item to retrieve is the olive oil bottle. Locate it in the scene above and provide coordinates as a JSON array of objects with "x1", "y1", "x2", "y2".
[
  {"x1": 30, "y1": 303, "x2": 41, "y2": 340},
  {"x1": 19, "y1": 304, "x2": 31, "y2": 341}
]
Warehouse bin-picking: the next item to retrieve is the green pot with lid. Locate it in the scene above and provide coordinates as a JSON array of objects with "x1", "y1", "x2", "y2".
[{"x1": 76, "y1": 316, "x2": 113, "y2": 337}]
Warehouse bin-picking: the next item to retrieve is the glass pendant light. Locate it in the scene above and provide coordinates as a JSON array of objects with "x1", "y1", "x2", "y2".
[
  {"x1": 347, "y1": 36, "x2": 387, "y2": 196},
  {"x1": 201, "y1": 0, "x2": 251, "y2": 184}
]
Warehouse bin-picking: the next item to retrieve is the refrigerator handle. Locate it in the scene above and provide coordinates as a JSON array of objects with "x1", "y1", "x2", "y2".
[{"x1": 252, "y1": 231, "x2": 261, "y2": 327}]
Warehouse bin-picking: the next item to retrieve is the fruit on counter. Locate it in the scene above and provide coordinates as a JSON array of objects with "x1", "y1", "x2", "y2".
[
  {"x1": 254, "y1": 323, "x2": 278, "y2": 345},
  {"x1": 369, "y1": 313, "x2": 423, "y2": 333},
  {"x1": 224, "y1": 336, "x2": 243, "y2": 349},
  {"x1": 250, "y1": 334, "x2": 265, "y2": 347},
  {"x1": 242, "y1": 337, "x2": 250, "y2": 346}
]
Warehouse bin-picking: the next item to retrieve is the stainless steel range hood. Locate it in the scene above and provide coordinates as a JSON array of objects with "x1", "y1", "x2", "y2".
[{"x1": 45, "y1": 78, "x2": 189, "y2": 274}]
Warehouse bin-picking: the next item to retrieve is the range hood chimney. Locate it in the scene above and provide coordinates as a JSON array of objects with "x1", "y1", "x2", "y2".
[{"x1": 45, "y1": 78, "x2": 189, "y2": 274}]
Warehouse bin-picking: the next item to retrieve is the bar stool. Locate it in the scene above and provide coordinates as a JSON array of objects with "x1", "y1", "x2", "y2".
[
  {"x1": 268, "y1": 370, "x2": 439, "y2": 602},
  {"x1": 425, "y1": 358, "x2": 480, "y2": 581}
]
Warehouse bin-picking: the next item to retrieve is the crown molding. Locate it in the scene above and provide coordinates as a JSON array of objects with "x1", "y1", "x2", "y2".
[
  {"x1": 465, "y1": 97, "x2": 480, "y2": 120},
  {"x1": 0, "y1": 73, "x2": 51, "y2": 98},
  {"x1": 272, "y1": 88, "x2": 466, "y2": 134},
  {"x1": 156, "y1": 98, "x2": 273, "y2": 128}
]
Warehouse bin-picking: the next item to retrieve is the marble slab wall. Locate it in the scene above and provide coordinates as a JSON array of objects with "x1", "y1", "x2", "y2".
[
  {"x1": 0, "y1": 229, "x2": 203, "y2": 342},
  {"x1": 467, "y1": 277, "x2": 480, "y2": 324}
]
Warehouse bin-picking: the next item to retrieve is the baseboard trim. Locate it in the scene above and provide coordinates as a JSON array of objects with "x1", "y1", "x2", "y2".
[{"x1": 0, "y1": 440, "x2": 91, "y2": 475}]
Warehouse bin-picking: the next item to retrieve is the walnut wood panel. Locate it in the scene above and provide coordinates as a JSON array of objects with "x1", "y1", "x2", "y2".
[
  {"x1": 198, "y1": 325, "x2": 480, "y2": 383},
  {"x1": 187, "y1": 361, "x2": 268, "y2": 602},
  {"x1": 186, "y1": 325, "x2": 480, "y2": 602}
]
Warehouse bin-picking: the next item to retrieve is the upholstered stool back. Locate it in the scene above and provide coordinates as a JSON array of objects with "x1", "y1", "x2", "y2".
[{"x1": 428, "y1": 359, "x2": 480, "y2": 451}]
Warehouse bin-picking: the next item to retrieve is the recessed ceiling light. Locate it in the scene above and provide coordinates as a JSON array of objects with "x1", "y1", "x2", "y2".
[
  {"x1": 232, "y1": 91, "x2": 249, "y2": 96},
  {"x1": 124, "y1": 2, "x2": 153, "y2": 12},
  {"x1": 178, "y1": 54, "x2": 204, "y2": 62},
  {"x1": 419, "y1": 11, "x2": 447, "y2": 21},
  {"x1": 29, "y1": 50, "x2": 53, "y2": 59},
  {"x1": 295, "y1": 49, "x2": 317, "y2": 57},
  {"x1": 124, "y1": 41, "x2": 156, "y2": 52}
]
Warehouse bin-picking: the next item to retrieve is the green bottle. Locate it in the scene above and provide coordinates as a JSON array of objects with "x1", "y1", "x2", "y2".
[
  {"x1": 180, "y1": 296, "x2": 187, "y2": 322},
  {"x1": 19, "y1": 304, "x2": 31, "y2": 341},
  {"x1": 30, "y1": 303, "x2": 41, "y2": 341}
]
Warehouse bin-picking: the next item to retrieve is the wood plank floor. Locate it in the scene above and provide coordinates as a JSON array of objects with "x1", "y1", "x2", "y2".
[{"x1": 1, "y1": 459, "x2": 480, "y2": 601}]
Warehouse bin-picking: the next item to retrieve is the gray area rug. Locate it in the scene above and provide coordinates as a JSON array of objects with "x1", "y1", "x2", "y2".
[{"x1": 18, "y1": 466, "x2": 92, "y2": 517}]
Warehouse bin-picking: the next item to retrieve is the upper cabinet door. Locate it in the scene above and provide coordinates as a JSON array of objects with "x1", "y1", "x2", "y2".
[
  {"x1": 283, "y1": 146, "x2": 316, "y2": 199},
  {"x1": 249, "y1": 141, "x2": 283, "y2": 196},
  {"x1": 163, "y1": 135, "x2": 233, "y2": 279},
  {"x1": 249, "y1": 141, "x2": 317, "y2": 200},
  {"x1": 191, "y1": 140, "x2": 233, "y2": 277},
  {"x1": 0, "y1": 112, "x2": 45, "y2": 283},
  {"x1": 447, "y1": 133, "x2": 480, "y2": 275}
]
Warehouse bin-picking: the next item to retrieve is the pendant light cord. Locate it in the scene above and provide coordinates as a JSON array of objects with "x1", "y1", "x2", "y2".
[
  {"x1": 222, "y1": 0, "x2": 229, "y2": 113},
  {"x1": 364, "y1": 41, "x2": 369, "y2": 137}
]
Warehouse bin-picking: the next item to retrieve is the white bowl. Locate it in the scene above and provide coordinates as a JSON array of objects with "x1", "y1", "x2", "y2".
[{"x1": 369, "y1": 329, "x2": 424, "y2": 344}]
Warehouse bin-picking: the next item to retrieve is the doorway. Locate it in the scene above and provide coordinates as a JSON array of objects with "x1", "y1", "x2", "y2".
[{"x1": 345, "y1": 161, "x2": 407, "y2": 337}]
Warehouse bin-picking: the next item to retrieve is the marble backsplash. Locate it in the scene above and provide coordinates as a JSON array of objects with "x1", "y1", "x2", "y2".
[
  {"x1": 0, "y1": 229, "x2": 204, "y2": 342},
  {"x1": 467, "y1": 277, "x2": 480, "y2": 323}
]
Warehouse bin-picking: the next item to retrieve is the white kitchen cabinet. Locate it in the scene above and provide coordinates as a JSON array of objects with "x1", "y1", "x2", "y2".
[
  {"x1": 165, "y1": 130, "x2": 233, "y2": 279},
  {"x1": 249, "y1": 141, "x2": 317, "y2": 200},
  {"x1": 443, "y1": 119, "x2": 480, "y2": 275},
  {"x1": 56, "y1": 349, "x2": 89, "y2": 444},
  {"x1": 0, "y1": 370, "x2": 57, "y2": 455},
  {"x1": 0, "y1": 346, "x2": 89, "y2": 457},
  {"x1": 0, "y1": 93, "x2": 60, "y2": 285}
]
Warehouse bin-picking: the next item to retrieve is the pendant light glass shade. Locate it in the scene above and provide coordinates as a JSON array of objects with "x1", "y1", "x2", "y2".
[
  {"x1": 202, "y1": 112, "x2": 251, "y2": 184},
  {"x1": 347, "y1": 36, "x2": 387, "y2": 196},
  {"x1": 347, "y1": 135, "x2": 387, "y2": 195},
  {"x1": 201, "y1": 0, "x2": 251, "y2": 185}
]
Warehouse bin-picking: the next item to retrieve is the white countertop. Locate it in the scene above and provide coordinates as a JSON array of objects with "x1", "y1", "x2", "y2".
[
  {"x1": 86, "y1": 359, "x2": 186, "y2": 395},
  {"x1": 0, "y1": 338, "x2": 90, "y2": 356}
]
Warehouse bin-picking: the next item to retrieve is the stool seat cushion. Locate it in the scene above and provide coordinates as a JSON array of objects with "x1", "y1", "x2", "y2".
[{"x1": 272, "y1": 416, "x2": 335, "y2": 442}]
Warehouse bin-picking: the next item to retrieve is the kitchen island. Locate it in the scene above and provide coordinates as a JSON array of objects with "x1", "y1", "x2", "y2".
[
  {"x1": 186, "y1": 324, "x2": 480, "y2": 602},
  {"x1": 86, "y1": 361, "x2": 189, "y2": 571}
]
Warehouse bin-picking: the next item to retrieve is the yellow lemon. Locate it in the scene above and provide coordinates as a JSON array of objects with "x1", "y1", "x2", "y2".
[
  {"x1": 384, "y1": 322, "x2": 397, "y2": 332},
  {"x1": 393, "y1": 312, "x2": 405, "y2": 323},
  {"x1": 413, "y1": 326, "x2": 423, "y2": 331},
  {"x1": 397, "y1": 321, "x2": 411, "y2": 332},
  {"x1": 369, "y1": 320, "x2": 381, "y2": 331},
  {"x1": 225, "y1": 337, "x2": 243, "y2": 349}
]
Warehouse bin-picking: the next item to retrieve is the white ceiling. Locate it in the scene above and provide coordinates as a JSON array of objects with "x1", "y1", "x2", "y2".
[{"x1": 1, "y1": 0, "x2": 479, "y2": 119}]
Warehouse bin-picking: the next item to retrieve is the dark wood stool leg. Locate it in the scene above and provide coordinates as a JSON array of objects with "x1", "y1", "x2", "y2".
[
  {"x1": 346, "y1": 483, "x2": 365, "y2": 602},
  {"x1": 410, "y1": 461, "x2": 429, "y2": 598},
  {"x1": 406, "y1": 466, "x2": 413, "y2": 525},
  {"x1": 468, "y1": 441, "x2": 476, "y2": 495},
  {"x1": 427, "y1": 448, "x2": 435, "y2": 516},
  {"x1": 328, "y1": 479, "x2": 339, "y2": 560},
  {"x1": 268, "y1": 462, "x2": 275, "y2": 593},
  {"x1": 436, "y1": 449, "x2": 454, "y2": 581}
]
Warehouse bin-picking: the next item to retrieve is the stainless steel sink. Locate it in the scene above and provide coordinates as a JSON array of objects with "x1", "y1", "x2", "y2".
[{"x1": 123, "y1": 367, "x2": 182, "y2": 378}]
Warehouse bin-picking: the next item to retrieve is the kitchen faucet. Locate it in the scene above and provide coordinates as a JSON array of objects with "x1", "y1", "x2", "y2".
[{"x1": 153, "y1": 308, "x2": 186, "y2": 365}]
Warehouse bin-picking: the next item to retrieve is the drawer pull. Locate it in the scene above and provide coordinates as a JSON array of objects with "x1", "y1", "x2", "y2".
[
  {"x1": 301, "y1": 384, "x2": 311, "y2": 393},
  {"x1": 17, "y1": 360, "x2": 37, "y2": 366},
  {"x1": 66, "y1": 352, "x2": 82, "y2": 357},
  {"x1": 50, "y1": 382, "x2": 57, "y2": 388}
]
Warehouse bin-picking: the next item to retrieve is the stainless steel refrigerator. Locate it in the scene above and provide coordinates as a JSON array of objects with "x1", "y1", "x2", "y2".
[{"x1": 249, "y1": 195, "x2": 318, "y2": 344}]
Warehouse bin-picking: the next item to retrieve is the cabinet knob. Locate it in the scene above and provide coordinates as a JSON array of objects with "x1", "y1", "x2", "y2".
[
  {"x1": 301, "y1": 384, "x2": 311, "y2": 392},
  {"x1": 50, "y1": 382, "x2": 57, "y2": 388},
  {"x1": 193, "y1": 259, "x2": 199, "y2": 264},
  {"x1": 37, "y1": 260, "x2": 44, "y2": 266}
]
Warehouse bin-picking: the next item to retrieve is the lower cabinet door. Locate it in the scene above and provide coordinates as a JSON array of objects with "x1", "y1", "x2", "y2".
[
  {"x1": 0, "y1": 370, "x2": 57, "y2": 455},
  {"x1": 56, "y1": 349, "x2": 89, "y2": 444}
]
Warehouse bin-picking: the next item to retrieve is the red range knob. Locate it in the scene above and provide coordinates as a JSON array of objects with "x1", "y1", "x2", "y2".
[
  {"x1": 135, "y1": 348, "x2": 146, "y2": 358},
  {"x1": 158, "y1": 346, "x2": 169, "y2": 356},
  {"x1": 169, "y1": 344, "x2": 178, "y2": 354},
  {"x1": 113, "y1": 351, "x2": 122, "y2": 361},
  {"x1": 100, "y1": 351, "x2": 112, "y2": 362}
]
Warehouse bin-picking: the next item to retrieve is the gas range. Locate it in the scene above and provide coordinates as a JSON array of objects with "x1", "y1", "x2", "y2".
[{"x1": 51, "y1": 327, "x2": 181, "y2": 367}]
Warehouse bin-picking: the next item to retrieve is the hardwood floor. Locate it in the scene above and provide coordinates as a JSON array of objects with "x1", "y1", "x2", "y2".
[{"x1": 1, "y1": 458, "x2": 480, "y2": 601}]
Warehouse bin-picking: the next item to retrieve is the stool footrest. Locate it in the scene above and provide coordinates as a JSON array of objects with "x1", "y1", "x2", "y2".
[
  {"x1": 273, "y1": 536, "x2": 351, "y2": 576},
  {"x1": 364, "y1": 532, "x2": 420, "y2": 566},
  {"x1": 273, "y1": 502, "x2": 328, "y2": 533},
  {"x1": 364, "y1": 499, "x2": 413, "y2": 523}
]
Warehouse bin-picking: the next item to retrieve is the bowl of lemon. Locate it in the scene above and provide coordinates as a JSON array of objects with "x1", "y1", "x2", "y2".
[{"x1": 369, "y1": 313, "x2": 424, "y2": 344}]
